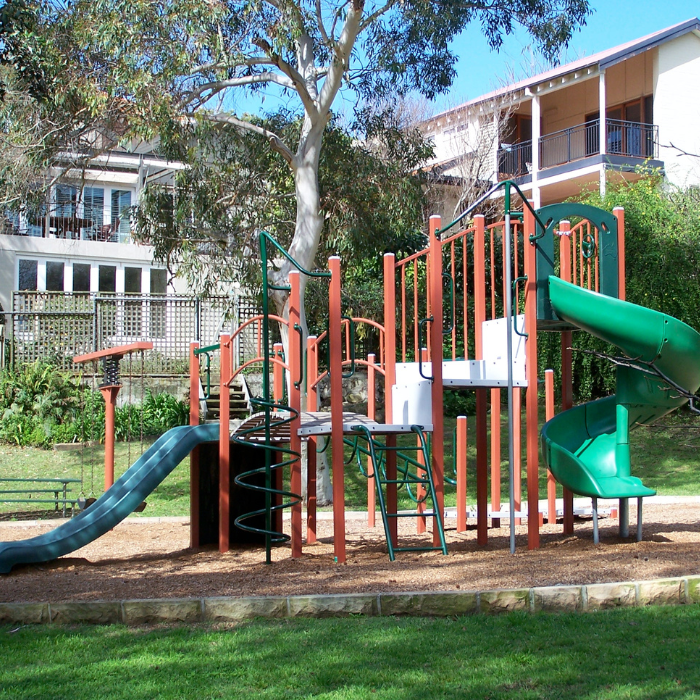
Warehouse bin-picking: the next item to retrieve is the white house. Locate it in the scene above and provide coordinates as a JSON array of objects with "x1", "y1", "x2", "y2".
[
  {"x1": 0, "y1": 144, "x2": 189, "y2": 318},
  {"x1": 424, "y1": 18, "x2": 700, "y2": 213}
]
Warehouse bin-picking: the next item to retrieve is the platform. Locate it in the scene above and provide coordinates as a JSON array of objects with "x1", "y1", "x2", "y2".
[{"x1": 232, "y1": 411, "x2": 432, "y2": 443}]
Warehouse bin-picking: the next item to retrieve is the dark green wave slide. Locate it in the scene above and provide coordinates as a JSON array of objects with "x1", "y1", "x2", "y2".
[
  {"x1": 0, "y1": 423, "x2": 219, "y2": 574},
  {"x1": 541, "y1": 276, "x2": 700, "y2": 500}
]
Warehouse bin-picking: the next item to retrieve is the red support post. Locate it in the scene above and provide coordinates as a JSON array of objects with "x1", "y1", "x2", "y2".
[
  {"x1": 545, "y1": 369, "x2": 557, "y2": 524},
  {"x1": 559, "y1": 220, "x2": 575, "y2": 534},
  {"x1": 383, "y1": 254, "x2": 396, "y2": 423},
  {"x1": 189, "y1": 341, "x2": 200, "y2": 548},
  {"x1": 219, "y1": 333, "x2": 231, "y2": 553},
  {"x1": 328, "y1": 257, "x2": 346, "y2": 563},
  {"x1": 99, "y1": 385, "x2": 120, "y2": 491},
  {"x1": 523, "y1": 204, "x2": 540, "y2": 549},
  {"x1": 306, "y1": 336, "x2": 318, "y2": 543},
  {"x1": 288, "y1": 271, "x2": 303, "y2": 558},
  {"x1": 367, "y1": 353, "x2": 377, "y2": 529},
  {"x1": 474, "y1": 215, "x2": 488, "y2": 545},
  {"x1": 456, "y1": 415, "x2": 467, "y2": 532},
  {"x1": 490, "y1": 388, "x2": 501, "y2": 528},
  {"x1": 428, "y1": 216, "x2": 445, "y2": 546},
  {"x1": 513, "y1": 387, "x2": 522, "y2": 525}
]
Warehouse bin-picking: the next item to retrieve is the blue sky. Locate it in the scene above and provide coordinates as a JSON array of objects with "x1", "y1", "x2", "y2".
[
  {"x1": 435, "y1": 0, "x2": 699, "y2": 111},
  {"x1": 236, "y1": 1, "x2": 698, "y2": 118}
]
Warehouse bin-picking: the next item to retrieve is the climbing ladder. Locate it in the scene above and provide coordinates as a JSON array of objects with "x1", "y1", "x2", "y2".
[{"x1": 351, "y1": 425, "x2": 447, "y2": 561}]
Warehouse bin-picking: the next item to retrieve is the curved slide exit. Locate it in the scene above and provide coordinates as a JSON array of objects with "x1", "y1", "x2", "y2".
[
  {"x1": 541, "y1": 277, "x2": 700, "y2": 537},
  {"x1": 0, "y1": 423, "x2": 219, "y2": 574}
]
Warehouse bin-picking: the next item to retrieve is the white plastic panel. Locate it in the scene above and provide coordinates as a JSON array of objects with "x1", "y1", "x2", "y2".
[
  {"x1": 481, "y1": 315, "x2": 527, "y2": 384},
  {"x1": 391, "y1": 380, "x2": 433, "y2": 426}
]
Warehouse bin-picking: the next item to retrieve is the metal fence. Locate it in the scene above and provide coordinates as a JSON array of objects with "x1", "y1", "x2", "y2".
[{"x1": 8, "y1": 292, "x2": 262, "y2": 374}]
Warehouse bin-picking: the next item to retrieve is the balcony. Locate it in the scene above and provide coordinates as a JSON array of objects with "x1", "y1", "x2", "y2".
[{"x1": 497, "y1": 119, "x2": 659, "y2": 180}]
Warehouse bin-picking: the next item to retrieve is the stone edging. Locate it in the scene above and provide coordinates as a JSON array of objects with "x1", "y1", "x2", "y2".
[{"x1": 1, "y1": 576, "x2": 700, "y2": 626}]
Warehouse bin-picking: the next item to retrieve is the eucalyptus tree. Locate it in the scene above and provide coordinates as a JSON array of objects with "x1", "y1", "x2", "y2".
[{"x1": 2, "y1": 0, "x2": 590, "y2": 306}]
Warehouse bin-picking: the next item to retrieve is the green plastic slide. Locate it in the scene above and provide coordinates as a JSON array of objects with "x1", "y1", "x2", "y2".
[
  {"x1": 541, "y1": 276, "x2": 700, "y2": 500},
  {"x1": 0, "y1": 423, "x2": 219, "y2": 574}
]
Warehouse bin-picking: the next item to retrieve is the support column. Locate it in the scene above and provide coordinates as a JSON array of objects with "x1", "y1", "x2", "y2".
[
  {"x1": 99, "y1": 384, "x2": 120, "y2": 491},
  {"x1": 524, "y1": 204, "x2": 540, "y2": 549},
  {"x1": 559, "y1": 220, "x2": 575, "y2": 534},
  {"x1": 599, "y1": 70, "x2": 607, "y2": 198},
  {"x1": 531, "y1": 93, "x2": 541, "y2": 208},
  {"x1": 219, "y1": 333, "x2": 231, "y2": 553},
  {"x1": 474, "y1": 215, "x2": 488, "y2": 546},
  {"x1": 428, "y1": 216, "x2": 445, "y2": 546},
  {"x1": 189, "y1": 341, "x2": 200, "y2": 548},
  {"x1": 288, "y1": 271, "x2": 302, "y2": 558},
  {"x1": 328, "y1": 257, "x2": 346, "y2": 563}
]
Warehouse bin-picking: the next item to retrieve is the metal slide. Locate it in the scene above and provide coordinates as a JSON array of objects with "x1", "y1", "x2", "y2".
[
  {"x1": 0, "y1": 423, "x2": 219, "y2": 574},
  {"x1": 541, "y1": 276, "x2": 700, "y2": 501}
]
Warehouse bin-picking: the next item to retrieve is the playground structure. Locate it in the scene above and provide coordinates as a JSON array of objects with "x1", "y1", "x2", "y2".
[{"x1": 3, "y1": 180, "x2": 700, "y2": 574}]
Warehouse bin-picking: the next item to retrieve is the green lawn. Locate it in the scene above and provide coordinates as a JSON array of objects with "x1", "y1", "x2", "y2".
[
  {"x1": 2, "y1": 407, "x2": 700, "y2": 519},
  {"x1": 2, "y1": 607, "x2": 700, "y2": 699}
]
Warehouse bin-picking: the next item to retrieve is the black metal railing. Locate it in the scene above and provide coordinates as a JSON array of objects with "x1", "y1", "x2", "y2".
[
  {"x1": 539, "y1": 119, "x2": 659, "y2": 169},
  {"x1": 497, "y1": 140, "x2": 533, "y2": 178}
]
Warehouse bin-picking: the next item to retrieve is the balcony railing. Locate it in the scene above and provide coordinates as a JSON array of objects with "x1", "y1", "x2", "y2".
[
  {"x1": 498, "y1": 140, "x2": 533, "y2": 178},
  {"x1": 539, "y1": 119, "x2": 659, "y2": 169},
  {"x1": 497, "y1": 119, "x2": 660, "y2": 179}
]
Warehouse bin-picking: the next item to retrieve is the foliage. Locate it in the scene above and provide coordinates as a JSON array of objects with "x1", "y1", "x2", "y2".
[
  {"x1": 0, "y1": 362, "x2": 189, "y2": 447},
  {"x1": 136, "y1": 110, "x2": 431, "y2": 299},
  {"x1": 114, "y1": 390, "x2": 190, "y2": 441},
  {"x1": 541, "y1": 175, "x2": 700, "y2": 401},
  {"x1": 0, "y1": 0, "x2": 591, "y2": 304}
]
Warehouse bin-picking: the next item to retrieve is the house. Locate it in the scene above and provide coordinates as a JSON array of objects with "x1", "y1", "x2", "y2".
[
  {"x1": 424, "y1": 18, "x2": 700, "y2": 214},
  {"x1": 0, "y1": 143, "x2": 188, "y2": 318}
]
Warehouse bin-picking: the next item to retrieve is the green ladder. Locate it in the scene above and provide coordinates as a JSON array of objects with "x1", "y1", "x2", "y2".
[{"x1": 350, "y1": 425, "x2": 448, "y2": 561}]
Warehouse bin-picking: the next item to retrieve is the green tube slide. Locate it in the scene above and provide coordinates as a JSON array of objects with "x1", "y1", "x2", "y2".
[
  {"x1": 0, "y1": 423, "x2": 219, "y2": 574},
  {"x1": 541, "y1": 276, "x2": 700, "y2": 500}
]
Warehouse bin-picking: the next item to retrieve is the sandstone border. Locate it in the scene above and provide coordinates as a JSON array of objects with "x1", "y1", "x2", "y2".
[{"x1": 1, "y1": 575, "x2": 699, "y2": 626}]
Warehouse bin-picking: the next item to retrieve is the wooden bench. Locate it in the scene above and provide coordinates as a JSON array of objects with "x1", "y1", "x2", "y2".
[{"x1": 0, "y1": 478, "x2": 82, "y2": 517}]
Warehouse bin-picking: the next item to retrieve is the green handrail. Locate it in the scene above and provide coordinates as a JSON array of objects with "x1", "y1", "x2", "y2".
[{"x1": 435, "y1": 179, "x2": 547, "y2": 241}]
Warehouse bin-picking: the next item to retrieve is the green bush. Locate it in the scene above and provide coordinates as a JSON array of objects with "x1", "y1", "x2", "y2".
[
  {"x1": 0, "y1": 361, "x2": 189, "y2": 447},
  {"x1": 541, "y1": 176, "x2": 700, "y2": 403}
]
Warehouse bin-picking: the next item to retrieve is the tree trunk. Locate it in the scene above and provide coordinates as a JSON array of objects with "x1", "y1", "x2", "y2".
[{"x1": 269, "y1": 117, "x2": 334, "y2": 506}]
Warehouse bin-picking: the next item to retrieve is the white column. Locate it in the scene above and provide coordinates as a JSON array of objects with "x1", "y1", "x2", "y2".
[
  {"x1": 531, "y1": 94, "x2": 541, "y2": 208},
  {"x1": 599, "y1": 70, "x2": 607, "y2": 198},
  {"x1": 492, "y1": 112, "x2": 500, "y2": 183},
  {"x1": 599, "y1": 70, "x2": 607, "y2": 156},
  {"x1": 115, "y1": 265, "x2": 125, "y2": 294},
  {"x1": 90, "y1": 264, "x2": 99, "y2": 292},
  {"x1": 37, "y1": 261, "x2": 47, "y2": 291},
  {"x1": 64, "y1": 262, "x2": 73, "y2": 292}
]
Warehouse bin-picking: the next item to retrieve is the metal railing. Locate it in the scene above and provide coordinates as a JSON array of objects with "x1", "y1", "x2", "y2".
[
  {"x1": 539, "y1": 119, "x2": 659, "y2": 169},
  {"x1": 498, "y1": 141, "x2": 533, "y2": 178}
]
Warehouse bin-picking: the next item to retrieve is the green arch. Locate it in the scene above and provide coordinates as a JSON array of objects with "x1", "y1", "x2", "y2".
[{"x1": 534, "y1": 202, "x2": 619, "y2": 328}]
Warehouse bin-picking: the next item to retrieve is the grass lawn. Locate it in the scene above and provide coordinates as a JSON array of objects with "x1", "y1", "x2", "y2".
[
  {"x1": 2, "y1": 406, "x2": 700, "y2": 519},
  {"x1": 2, "y1": 607, "x2": 700, "y2": 699}
]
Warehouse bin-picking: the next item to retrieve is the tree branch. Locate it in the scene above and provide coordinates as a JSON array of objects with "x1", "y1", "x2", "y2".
[
  {"x1": 184, "y1": 72, "x2": 295, "y2": 105},
  {"x1": 205, "y1": 113, "x2": 295, "y2": 166}
]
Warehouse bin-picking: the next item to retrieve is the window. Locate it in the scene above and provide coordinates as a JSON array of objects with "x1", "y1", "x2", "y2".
[
  {"x1": 98, "y1": 265, "x2": 116, "y2": 293},
  {"x1": 125, "y1": 267, "x2": 142, "y2": 294},
  {"x1": 18, "y1": 260, "x2": 38, "y2": 290},
  {"x1": 150, "y1": 269, "x2": 167, "y2": 338},
  {"x1": 46, "y1": 262, "x2": 65, "y2": 292},
  {"x1": 73, "y1": 263, "x2": 91, "y2": 292},
  {"x1": 124, "y1": 267, "x2": 142, "y2": 336},
  {"x1": 111, "y1": 190, "x2": 132, "y2": 242},
  {"x1": 54, "y1": 185, "x2": 78, "y2": 218},
  {"x1": 83, "y1": 187, "x2": 104, "y2": 240}
]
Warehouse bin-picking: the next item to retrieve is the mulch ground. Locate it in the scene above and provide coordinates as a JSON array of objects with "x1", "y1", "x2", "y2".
[{"x1": 1, "y1": 502, "x2": 699, "y2": 604}]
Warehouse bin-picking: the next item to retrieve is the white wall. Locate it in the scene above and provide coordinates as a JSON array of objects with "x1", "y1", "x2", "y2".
[{"x1": 655, "y1": 32, "x2": 700, "y2": 187}]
